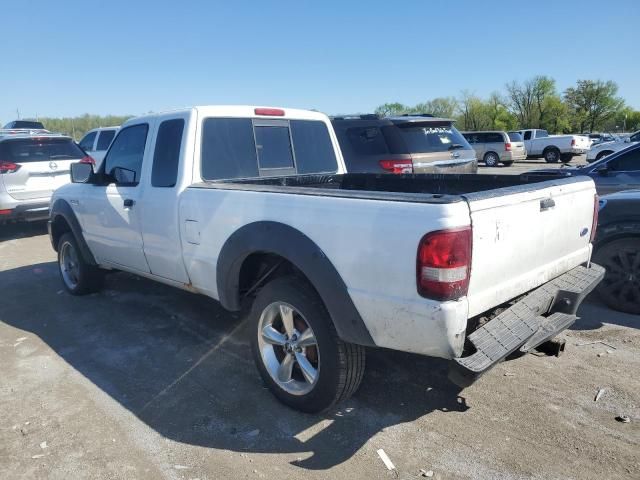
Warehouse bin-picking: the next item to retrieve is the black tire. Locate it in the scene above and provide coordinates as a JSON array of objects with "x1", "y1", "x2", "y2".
[
  {"x1": 250, "y1": 276, "x2": 365, "y2": 413},
  {"x1": 483, "y1": 152, "x2": 500, "y2": 167},
  {"x1": 593, "y1": 238, "x2": 640, "y2": 315},
  {"x1": 502, "y1": 161, "x2": 514, "y2": 167},
  {"x1": 544, "y1": 148, "x2": 561, "y2": 163},
  {"x1": 596, "y1": 151, "x2": 613, "y2": 161},
  {"x1": 560, "y1": 153, "x2": 573, "y2": 163},
  {"x1": 57, "y1": 232, "x2": 104, "y2": 295}
]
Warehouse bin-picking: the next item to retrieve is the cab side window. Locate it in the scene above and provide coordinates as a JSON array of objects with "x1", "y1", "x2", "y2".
[
  {"x1": 523, "y1": 131, "x2": 532, "y2": 141},
  {"x1": 96, "y1": 130, "x2": 116, "y2": 151},
  {"x1": 152, "y1": 119, "x2": 184, "y2": 187},
  {"x1": 607, "y1": 149, "x2": 640, "y2": 171},
  {"x1": 104, "y1": 124, "x2": 149, "y2": 185},
  {"x1": 79, "y1": 131, "x2": 97, "y2": 152}
]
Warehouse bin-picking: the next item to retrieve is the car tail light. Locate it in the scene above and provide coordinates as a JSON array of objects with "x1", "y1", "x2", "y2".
[
  {"x1": 379, "y1": 159, "x2": 414, "y2": 174},
  {"x1": 505, "y1": 142, "x2": 512, "y2": 151},
  {"x1": 590, "y1": 194, "x2": 599, "y2": 242},
  {"x1": 0, "y1": 161, "x2": 20, "y2": 174},
  {"x1": 80, "y1": 155, "x2": 95, "y2": 166},
  {"x1": 0, "y1": 209, "x2": 12, "y2": 215},
  {"x1": 417, "y1": 226, "x2": 472, "y2": 300},
  {"x1": 571, "y1": 138, "x2": 576, "y2": 147},
  {"x1": 254, "y1": 108, "x2": 285, "y2": 116}
]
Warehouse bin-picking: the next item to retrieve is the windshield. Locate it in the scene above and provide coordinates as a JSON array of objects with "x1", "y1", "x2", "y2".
[
  {"x1": 0, "y1": 138, "x2": 84, "y2": 162},
  {"x1": 392, "y1": 122, "x2": 471, "y2": 153}
]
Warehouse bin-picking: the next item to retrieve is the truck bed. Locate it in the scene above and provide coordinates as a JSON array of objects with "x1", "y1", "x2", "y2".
[{"x1": 191, "y1": 172, "x2": 589, "y2": 203}]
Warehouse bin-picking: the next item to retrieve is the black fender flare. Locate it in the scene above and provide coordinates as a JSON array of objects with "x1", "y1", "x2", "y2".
[
  {"x1": 48, "y1": 199, "x2": 97, "y2": 265},
  {"x1": 216, "y1": 221, "x2": 375, "y2": 347},
  {"x1": 594, "y1": 222, "x2": 640, "y2": 250}
]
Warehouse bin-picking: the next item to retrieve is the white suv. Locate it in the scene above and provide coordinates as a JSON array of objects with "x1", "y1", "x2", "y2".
[
  {"x1": 78, "y1": 127, "x2": 119, "y2": 167},
  {"x1": 0, "y1": 133, "x2": 88, "y2": 222}
]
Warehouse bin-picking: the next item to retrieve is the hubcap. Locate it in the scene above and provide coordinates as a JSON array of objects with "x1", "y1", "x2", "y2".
[
  {"x1": 547, "y1": 151, "x2": 558, "y2": 161},
  {"x1": 257, "y1": 302, "x2": 319, "y2": 395},
  {"x1": 601, "y1": 248, "x2": 640, "y2": 306},
  {"x1": 60, "y1": 241, "x2": 80, "y2": 289}
]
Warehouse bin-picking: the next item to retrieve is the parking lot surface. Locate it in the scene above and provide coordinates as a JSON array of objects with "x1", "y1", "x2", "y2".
[{"x1": 1, "y1": 159, "x2": 638, "y2": 480}]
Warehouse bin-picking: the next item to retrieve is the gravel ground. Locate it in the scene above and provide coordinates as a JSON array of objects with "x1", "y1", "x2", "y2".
[{"x1": 1, "y1": 161, "x2": 638, "y2": 480}]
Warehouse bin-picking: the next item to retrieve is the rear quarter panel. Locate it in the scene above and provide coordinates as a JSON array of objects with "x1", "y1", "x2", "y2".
[{"x1": 179, "y1": 188, "x2": 472, "y2": 358}]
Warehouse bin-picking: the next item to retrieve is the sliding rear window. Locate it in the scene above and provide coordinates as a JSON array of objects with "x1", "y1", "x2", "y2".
[
  {"x1": 0, "y1": 138, "x2": 84, "y2": 163},
  {"x1": 201, "y1": 118, "x2": 259, "y2": 180}
]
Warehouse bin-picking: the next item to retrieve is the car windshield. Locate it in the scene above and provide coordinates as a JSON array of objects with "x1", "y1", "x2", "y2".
[
  {"x1": 0, "y1": 138, "x2": 84, "y2": 162},
  {"x1": 393, "y1": 122, "x2": 470, "y2": 153}
]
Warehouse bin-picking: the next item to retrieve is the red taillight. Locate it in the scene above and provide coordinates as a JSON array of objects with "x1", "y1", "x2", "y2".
[
  {"x1": 379, "y1": 159, "x2": 413, "y2": 174},
  {"x1": 80, "y1": 155, "x2": 95, "y2": 166},
  {"x1": 590, "y1": 194, "x2": 599, "y2": 242},
  {"x1": 0, "y1": 209, "x2": 12, "y2": 215},
  {"x1": 571, "y1": 138, "x2": 576, "y2": 147},
  {"x1": 254, "y1": 108, "x2": 285, "y2": 116},
  {"x1": 505, "y1": 142, "x2": 512, "y2": 151},
  {"x1": 0, "y1": 161, "x2": 20, "y2": 174},
  {"x1": 417, "y1": 226, "x2": 472, "y2": 300}
]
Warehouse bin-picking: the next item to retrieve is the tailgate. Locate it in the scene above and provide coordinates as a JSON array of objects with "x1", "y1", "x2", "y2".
[
  {"x1": 574, "y1": 136, "x2": 591, "y2": 149},
  {"x1": 464, "y1": 178, "x2": 597, "y2": 317}
]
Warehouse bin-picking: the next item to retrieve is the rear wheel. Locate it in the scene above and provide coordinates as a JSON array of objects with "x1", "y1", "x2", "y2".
[
  {"x1": 58, "y1": 233, "x2": 104, "y2": 295},
  {"x1": 483, "y1": 152, "x2": 500, "y2": 167},
  {"x1": 251, "y1": 276, "x2": 365, "y2": 413},
  {"x1": 593, "y1": 238, "x2": 640, "y2": 315},
  {"x1": 560, "y1": 153, "x2": 573, "y2": 163},
  {"x1": 544, "y1": 148, "x2": 560, "y2": 163}
]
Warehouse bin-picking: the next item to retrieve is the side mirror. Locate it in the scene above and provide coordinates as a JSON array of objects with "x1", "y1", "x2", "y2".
[
  {"x1": 70, "y1": 162, "x2": 95, "y2": 183},
  {"x1": 624, "y1": 137, "x2": 631, "y2": 143},
  {"x1": 112, "y1": 166, "x2": 137, "y2": 185},
  {"x1": 594, "y1": 164, "x2": 609, "y2": 176}
]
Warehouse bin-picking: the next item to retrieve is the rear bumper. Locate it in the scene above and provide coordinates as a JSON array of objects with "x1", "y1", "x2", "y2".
[
  {"x1": 0, "y1": 201, "x2": 50, "y2": 223},
  {"x1": 501, "y1": 151, "x2": 527, "y2": 162},
  {"x1": 449, "y1": 263, "x2": 605, "y2": 387}
]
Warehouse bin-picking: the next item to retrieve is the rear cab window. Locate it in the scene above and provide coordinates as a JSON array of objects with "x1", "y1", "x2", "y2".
[
  {"x1": 0, "y1": 137, "x2": 85, "y2": 163},
  {"x1": 200, "y1": 117, "x2": 337, "y2": 181}
]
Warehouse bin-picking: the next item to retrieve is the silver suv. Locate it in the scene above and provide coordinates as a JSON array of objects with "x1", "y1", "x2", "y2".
[
  {"x1": 462, "y1": 131, "x2": 527, "y2": 167},
  {"x1": 0, "y1": 134, "x2": 88, "y2": 222}
]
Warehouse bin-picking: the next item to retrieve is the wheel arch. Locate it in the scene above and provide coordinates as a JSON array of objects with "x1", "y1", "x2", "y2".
[
  {"x1": 217, "y1": 221, "x2": 375, "y2": 346},
  {"x1": 594, "y1": 222, "x2": 640, "y2": 251},
  {"x1": 49, "y1": 199, "x2": 97, "y2": 265}
]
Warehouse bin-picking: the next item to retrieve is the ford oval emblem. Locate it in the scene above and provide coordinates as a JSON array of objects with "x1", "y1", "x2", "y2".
[
  {"x1": 580, "y1": 228, "x2": 589, "y2": 237},
  {"x1": 49, "y1": 161, "x2": 58, "y2": 171}
]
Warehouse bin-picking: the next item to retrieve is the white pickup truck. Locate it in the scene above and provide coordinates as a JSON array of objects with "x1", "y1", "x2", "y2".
[
  {"x1": 517, "y1": 129, "x2": 591, "y2": 163},
  {"x1": 48, "y1": 106, "x2": 604, "y2": 413}
]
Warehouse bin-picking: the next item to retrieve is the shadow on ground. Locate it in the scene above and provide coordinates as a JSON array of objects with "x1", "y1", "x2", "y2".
[
  {"x1": 0, "y1": 261, "x2": 468, "y2": 470},
  {"x1": 0, "y1": 220, "x2": 48, "y2": 240},
  {"x1": 573, "y1": 297, "x2": 639, "y2": 330}
]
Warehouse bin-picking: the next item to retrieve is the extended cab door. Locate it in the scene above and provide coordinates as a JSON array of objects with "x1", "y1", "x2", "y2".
[
  {"x1": 138, "y1": 113, "x2": 191, "y2": 283},
  {"x1": 79, "y1": 122, "x2": 152, "y2": 272}
]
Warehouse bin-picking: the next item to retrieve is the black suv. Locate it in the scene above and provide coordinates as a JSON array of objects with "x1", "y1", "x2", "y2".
[
  {"x1": 3, "y1": 120, "x2": 46, "y2": 130},
  {"x1": 331, "y1": 114, "x2": 477, "y2": 174}
]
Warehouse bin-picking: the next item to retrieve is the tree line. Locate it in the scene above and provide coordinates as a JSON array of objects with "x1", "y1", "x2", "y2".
[
  {"x1": 375, "y1": 77, "x2": 640, "y2": 134},
  {"x1": 2, "y1": 114, "x2": 133, "y2": 140}
]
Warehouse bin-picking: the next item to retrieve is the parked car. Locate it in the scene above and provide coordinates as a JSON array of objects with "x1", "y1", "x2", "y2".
[
  {"x1": 593, "y1": 190, "x2": 640, "y2": 315},
  {"x1": 529, "y1": 142, "x2": 640, "y2": 195},
  {"x1": 331, "y1": 114, "x2": 477, "y2": 174},
  {"x1": 461, "y1": 131, "x2": 526, "y2": 167},
  {"x1": 78, "y1": 126, "x2": 120, "y2": 167},
  {"x1": 48, "y1": 105, "x2": 603, "y2": 412},
  {"x1": 586, "y1": 133, "x2": 619, "y2": 147},
  {"x1": 515, "y1": 129, "x2": 590, "y2": 163},
  {"x1": 3, "y1": 120, "x2": 45, "y2": 130},
  {"x1": 1, "y1": 133, "x2": 90, "y2": 223},
  {"x1": 586, "y1": 130, "x2": 640, "y2": 162}
]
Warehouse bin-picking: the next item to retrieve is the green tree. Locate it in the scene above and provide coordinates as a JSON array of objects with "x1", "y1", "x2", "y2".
[
  {"x1": 457, "y1": 91, "x2": 491, "y2": 131},
  {"x1": 563, "y1": 80, "x2": 624, "y2": 132},
  {"x1": 374, "y1": 103, "x2": 410, "y2": 116},
  {"x1": 34, "y1": 114, "x2": 133, "y2": 140},
  {"x1": 506, "y1": 75, "x2": 557, "y2": 128},
  {"x1": 413, "y1": 97, "x2": 459, "y2": 118}
]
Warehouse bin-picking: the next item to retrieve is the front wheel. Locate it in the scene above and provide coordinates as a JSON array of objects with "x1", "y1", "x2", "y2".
[
  {"x1": 250, "y1": 276, "x2": 365, "y2": 413},
  {"x1": 58, "y1": 232, "x2": 104, "y2": 295},
  {"x1": 593, "y1": 238, "x2": 640, "y2": 315}
]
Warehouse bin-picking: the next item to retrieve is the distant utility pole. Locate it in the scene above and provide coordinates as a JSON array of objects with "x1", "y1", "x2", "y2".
[{"x1": 16, "y1": 108, "x2": 20, "y2": 120}]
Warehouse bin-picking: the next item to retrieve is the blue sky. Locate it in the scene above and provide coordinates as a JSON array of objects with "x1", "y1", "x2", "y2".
[{"x1": 1, "y1": 0, "x2": 638, "y2": 123}]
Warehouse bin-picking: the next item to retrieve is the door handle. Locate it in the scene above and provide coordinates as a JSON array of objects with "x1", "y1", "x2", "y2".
[
  {"x1": 123, "y1": 199, "x2": 135, "y2": 208},
  {"x1": 540, "y1": 198, "x2": 555, "y2": 211}
]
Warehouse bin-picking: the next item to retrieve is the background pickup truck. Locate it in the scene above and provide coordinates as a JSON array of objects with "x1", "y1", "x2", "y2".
[
  {"x1": 516, "y1": 128, "x2": 591, "y2": 163},
  {"x1": 48, "y1": 105, "x2": 603, "y2": 413}
]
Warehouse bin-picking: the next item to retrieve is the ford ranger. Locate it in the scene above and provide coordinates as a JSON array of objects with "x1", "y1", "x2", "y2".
[
  {"x1": 48, "y1": 106, "x2": 604, "y2": 413},
  {"x1": 516, "y1": 128, "x2": 591, "y2": 163}
]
